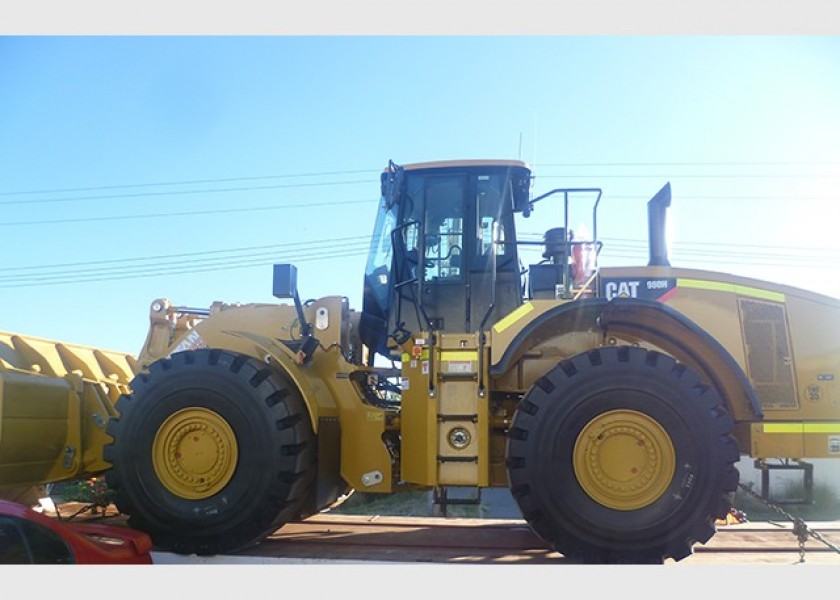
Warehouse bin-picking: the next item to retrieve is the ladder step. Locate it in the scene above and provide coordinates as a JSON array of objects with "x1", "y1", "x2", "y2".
[
  {"x1": 437, "y1": 455, "x2": 478, "y2": 463},
  {"x1": 437, "y1": 414, "x2": 478, "y2": 422},
  {"x1": 433, "y1": 486, "x2": 483, "y2": 514},
  {"x1": 437, "y1": 498, "x2": 481, "y2": 506},
  {"x1": 437, "y1": 372, "x2": 478, "y2": 381}
]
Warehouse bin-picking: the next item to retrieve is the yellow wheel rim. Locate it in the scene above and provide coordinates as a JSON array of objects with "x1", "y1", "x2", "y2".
[
  {"x1": 574, "y1": 409, "x2": 676, "y2": 511},
  {"x1": 152, "y1": 407, "x2": 239, "y2": 500}
]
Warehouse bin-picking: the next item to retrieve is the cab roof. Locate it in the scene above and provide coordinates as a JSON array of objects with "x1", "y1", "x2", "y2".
[{"x1": 392, "y1": 159, "x2": 531, "y2": 172}]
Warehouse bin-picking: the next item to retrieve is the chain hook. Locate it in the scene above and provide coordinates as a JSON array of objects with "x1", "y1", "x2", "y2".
[{"x1": 735, "y1": 482, "x2": 840, "y2": 564}]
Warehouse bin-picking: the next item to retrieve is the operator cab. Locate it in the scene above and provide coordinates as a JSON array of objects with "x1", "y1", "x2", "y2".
[{"x1": 359, "y1": 159, "x2": 603, "y2": 362}]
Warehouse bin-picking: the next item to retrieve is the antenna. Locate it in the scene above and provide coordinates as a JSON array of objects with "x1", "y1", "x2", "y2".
[
  {"x1": 532, "y1": 112, "x2": 537, "y2": 166},
  {"x1": 518, "y1": 133, "x2": 523, "y2": 159}
]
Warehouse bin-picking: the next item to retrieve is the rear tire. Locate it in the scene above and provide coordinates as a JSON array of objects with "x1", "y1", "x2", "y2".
[
  {"x1": 104, "y1": 348, "x2": 316, "y2": 555},
  {"x1": 506, "y1": 346, "x2": 740, "y2": 564}
]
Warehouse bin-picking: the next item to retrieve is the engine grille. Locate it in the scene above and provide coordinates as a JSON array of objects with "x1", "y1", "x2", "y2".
[{"x1": 738, "y1": 298, "x2": 798, "y2": 410}]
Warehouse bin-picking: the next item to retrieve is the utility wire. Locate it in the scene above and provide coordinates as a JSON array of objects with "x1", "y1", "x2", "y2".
[
  {"x1": 3, "y1": 161, "x2": 835, "y2": 198},
  {"x1": 0, "y1": 248, "x2": 371, "y2": 288},
  {"x1": 2, "y1": 189, "x2": 833, "y2": 227},
  {"x1": 0, "y1": 240, "x2": 374, "y2": 283},
  {"x1": 12, "y1": 232, "x2": 836, "y2": 282},
  {"x1": 604, "y1": 236, "x2": 840, "y2": 253},
  {"x1": 598, "y1": 195, "x2": 840, "y2": 201},
  {"x1": 536, "y1": 174, "x2": 840, "y2": 179},
  {"x1": 0, "y1": 169, "x2": 380, "y2": 197},
  {"x1": 3, "y1": 162, "x2": 837, "y2": 206},
  {"x1": 0, "y1": 235, "x2": 375, "y2": 272},
  {"x1": 0, "y1": 198, "x2": 378, "y2": 227},
  {"x1": 535, "y1": 161, "x2": 840, "y2": 167},
  {"x1": 0, "y1": 179, "x2": 373, "y2": 207},
  {"x1": 519, "y1": 233, "x2": 840, "y2": 255},
  {"x1": 5, "y1": 235, "x2": 839, "y2": 289},
  {"x1": 4, "y1": 247, "x2": 833, "y2": 289},
  {"x1": 5, "y1": 231, "x2": 837, "y2": 279}
]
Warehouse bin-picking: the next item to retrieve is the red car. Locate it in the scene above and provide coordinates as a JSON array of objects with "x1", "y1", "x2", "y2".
[{"x1": 0, "y1": 499, "x2": 153, "y2": 564}]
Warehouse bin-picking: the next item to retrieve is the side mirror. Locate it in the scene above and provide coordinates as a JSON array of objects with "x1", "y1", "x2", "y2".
[
  {"x1": 512, "y1": 174, "x2": 531, "y2": 216},
  {"x1": 273, "y1": 263, "x2": 318, "y2": 363},
  {"x1": 272, "y1": 263, "x2": 299, "y2": 299}
]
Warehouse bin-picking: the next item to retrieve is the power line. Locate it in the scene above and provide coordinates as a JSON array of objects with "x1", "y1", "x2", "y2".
[
  {"x1": 1, "y1": 235, "x2": 375, "y2": 272},
  {"x1": 0, "y1": 240, "x2": 375, "y2": 283},
  {"x1": 536, "y1": 174, "x2": 840, "y2": 179},
  {"x1": 0, "y1": 169, "x2": 380, "y2": 197},
  {"x1": 516, "y1": 235, "x2": 840, "y2": 270},
  {"x1": 0, "y1": 247, "x2": 371, "y2": 288},
  {"x1": 601, "y1": 251, "x2": 840, "y2": 271},
  {"x1": 5, "y1": 233, "x2": 839, "y2": 289},
  {"x1": 0, "y1": 198, "x2": 379, "y2": 227},
  {"x1": 4, "y1": 162, "x2": 834, "y2": 198},
  {"x1": 606, "y1": 236, "x2": 840, "y2": 255},
  {"x1": 535, "y1": 161, "x2": 840, "y2": 167},
  {"x1": 4, "y1": 246, "x2": 833, "y2": 289},
  {"x1": 7, "y1": 231, "x2": 837, "y2": 279},
  {"x1": 518, "y1": 233, "x2": 840, "y2": 255},
  {"x1": 0, "y1": 179, "x2": 373, "y2": 207},
  {"x1": 599, "y1": 195, "x2": 840, "y2": 202},
  {"x1": 5, "y1": 162, "x2": 838, "y2": 206},
  {"x1": 597, "y1": 238, "x2": 840, "y2": 265},
  {"x1": 4, "y1": 190, "x2": 833, "y2": 229}
]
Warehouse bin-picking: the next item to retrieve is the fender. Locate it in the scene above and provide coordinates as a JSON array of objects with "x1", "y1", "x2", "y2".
[
  {"x1": 491, "y1": 297, "x2": 762, "y2": 420},
  {"x1": 209, "y1": 330, "x2": 325, "y2": 432}
]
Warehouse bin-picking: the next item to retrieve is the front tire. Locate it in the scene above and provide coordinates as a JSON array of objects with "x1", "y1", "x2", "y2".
[
  {"x1": 506, "y1": 346, "x2": 740, "y2": 564},
  {"x1": 0, "y1": 485, "x2": 47, "y2": 507},
  {"x1": 104, "y1": 348, "x2": 316, "y2": 555}
]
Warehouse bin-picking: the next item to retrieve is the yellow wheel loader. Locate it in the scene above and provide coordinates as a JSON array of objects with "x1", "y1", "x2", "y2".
[{"x1": 2, "y1": 159, "x2": 839, "y2": 563}]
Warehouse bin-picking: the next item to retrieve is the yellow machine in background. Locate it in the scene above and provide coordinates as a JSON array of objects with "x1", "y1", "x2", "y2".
[{"x1": 2, "y1": 159, "x2": 839, "y2": 563}]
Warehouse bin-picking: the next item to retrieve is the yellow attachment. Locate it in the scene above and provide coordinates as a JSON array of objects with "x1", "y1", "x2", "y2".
[
  {"x1": 0, "y1": 332, "x2": 138, "y2": 384},
  {"x1": 152, "y1": 407, "x2": 239, "y2": 500},
  {"x1": 0, "y1": 331, "x2": 139, "y2": 487},
  {"x1": 573, "y1": 409, "x2": 676, "y2": 511}
]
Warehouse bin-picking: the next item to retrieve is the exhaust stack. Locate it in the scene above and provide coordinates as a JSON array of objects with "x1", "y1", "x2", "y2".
[{"x1": 647, "y1": 182, "x2": 672, "y2": 267}]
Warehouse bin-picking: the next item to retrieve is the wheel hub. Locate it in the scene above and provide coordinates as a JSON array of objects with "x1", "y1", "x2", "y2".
[
  {"x1": 152, "y1": 407, "x2": 239, "y2": 500},
  {"x1": 573, "y1": 408, "x2": 676, "y2": 510}
]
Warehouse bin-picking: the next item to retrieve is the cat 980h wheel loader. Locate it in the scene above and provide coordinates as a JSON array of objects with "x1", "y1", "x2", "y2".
[{"x1": 2, "y1": 159, "x2": 840, "y2": 563}]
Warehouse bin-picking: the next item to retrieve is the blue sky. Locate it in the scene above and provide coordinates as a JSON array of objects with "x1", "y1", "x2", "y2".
[{"x1": 1, "y1": 35, "x2": 839, "y2": 355}]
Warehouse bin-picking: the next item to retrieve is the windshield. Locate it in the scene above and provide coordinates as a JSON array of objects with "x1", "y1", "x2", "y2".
[{"x1": 364, "y1": 195, "x2": 398, "y2": 314}]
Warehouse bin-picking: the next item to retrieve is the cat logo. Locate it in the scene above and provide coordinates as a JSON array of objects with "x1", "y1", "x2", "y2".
[
  {"x1": 600, "y1": 277, "x2": 677, "y2": 302},
  {"x1": 604, "y1": 280, "x2": 640, "y2": 300}
]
